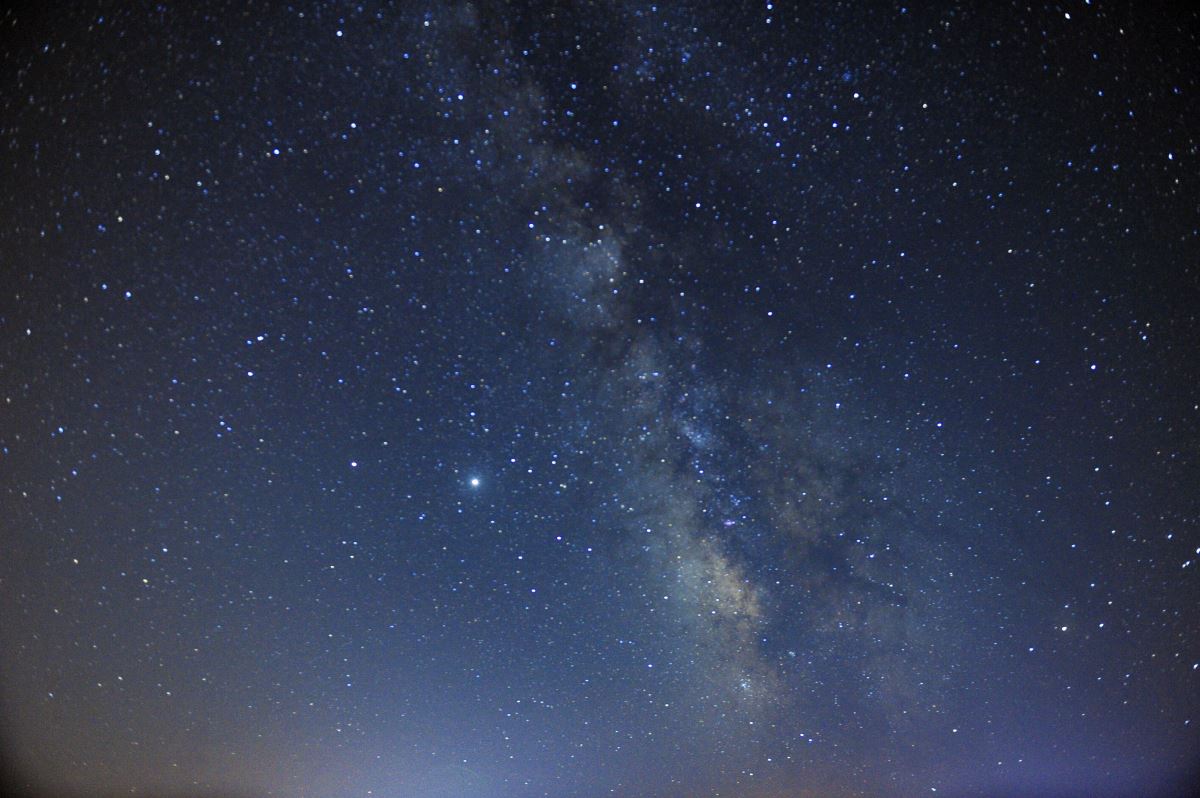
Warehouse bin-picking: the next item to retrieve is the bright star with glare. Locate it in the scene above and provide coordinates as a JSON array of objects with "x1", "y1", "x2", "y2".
[{"x1": 469, "y1": 477, "x2": 480, "y2": 488}]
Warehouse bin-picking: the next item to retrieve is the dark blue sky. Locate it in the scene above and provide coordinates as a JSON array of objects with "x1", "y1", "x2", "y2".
[{"x1": 1, "y1": 2, "x2": 1197, "y2": 797}]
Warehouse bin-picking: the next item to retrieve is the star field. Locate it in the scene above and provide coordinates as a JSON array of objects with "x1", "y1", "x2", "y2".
[{"x1": 1, "y1": 3, "x2": 1198, "y2": 797}]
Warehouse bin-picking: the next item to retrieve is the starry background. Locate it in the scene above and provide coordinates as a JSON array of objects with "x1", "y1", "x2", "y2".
[{"x1": 1, "y1": 2, "x2": 1198, "y2": 797}]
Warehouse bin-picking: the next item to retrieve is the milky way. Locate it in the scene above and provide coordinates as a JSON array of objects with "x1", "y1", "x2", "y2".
[{"x1": 1, "y1": 3, "x2": 1198, "y2": 798}]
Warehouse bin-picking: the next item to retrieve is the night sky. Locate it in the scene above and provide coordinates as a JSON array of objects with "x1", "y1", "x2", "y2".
[{"x1": 1, "y1": 2, "x2": 1198, "y2": 797}]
